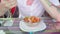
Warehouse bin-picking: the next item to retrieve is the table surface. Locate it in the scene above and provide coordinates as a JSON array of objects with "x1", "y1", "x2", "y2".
[{"x1": 0, "y1": 18, "x2": 60, "y2": 34}]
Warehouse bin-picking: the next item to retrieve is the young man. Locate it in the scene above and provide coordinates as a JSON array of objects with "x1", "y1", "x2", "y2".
[
  {"x1": 17, "y1": 0, "x2": 45, "y2": 18},
  {"x1": 17, "y1": 0, "x2": 60, "y2": 21}
]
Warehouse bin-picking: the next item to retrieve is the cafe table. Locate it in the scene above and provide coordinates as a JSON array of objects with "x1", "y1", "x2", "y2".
[{"x1": 0, "y1": 18, "x2": 60, "y2": 34}]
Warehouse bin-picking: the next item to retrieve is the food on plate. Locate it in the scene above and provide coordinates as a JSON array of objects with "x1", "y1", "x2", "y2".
[
  {"x1": 24, "y1": 17, "x2": 29, "y2": 22},
  {"x1": 23, "y1": 16, "x2": 40, "y2": 23}
]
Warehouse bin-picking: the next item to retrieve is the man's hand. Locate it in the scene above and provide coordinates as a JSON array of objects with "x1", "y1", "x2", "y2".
[
  {"x1": 0, "y1": 3, "x2": 7, "y2": 16},
  {"x1": 55, "y1": 22, "x2": 60, "y2": 30},
  {"x1": 56, "y1": 15, "x2": 60, "y2": 22}
]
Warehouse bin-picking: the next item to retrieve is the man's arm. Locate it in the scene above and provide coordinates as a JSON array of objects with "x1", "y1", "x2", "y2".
[
  {"x1": 39, "y1": 0, "x2": 60, "y2": 21},
  {"x1": 0, "y1": 3, "x2": 7, "y2": 16}
]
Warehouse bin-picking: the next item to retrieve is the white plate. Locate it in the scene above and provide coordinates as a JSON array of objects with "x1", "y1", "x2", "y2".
[{"x1": 19, "y1": 20, "x2": 46, "y2": 32}]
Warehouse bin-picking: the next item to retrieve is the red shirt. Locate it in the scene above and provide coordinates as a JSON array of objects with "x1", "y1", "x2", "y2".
[{"x1": 11, "y1": 7, "x2": 16, "y2": 15}]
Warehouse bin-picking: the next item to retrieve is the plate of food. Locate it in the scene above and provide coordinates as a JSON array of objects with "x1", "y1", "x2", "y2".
[{"x1": 19, "y1": 16, "x2": 46, "y2": 32}]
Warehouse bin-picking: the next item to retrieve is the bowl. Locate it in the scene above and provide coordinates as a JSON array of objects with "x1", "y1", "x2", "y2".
[{"x1": 23, "y1": 16, "x2": 41, "y2": 27}]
